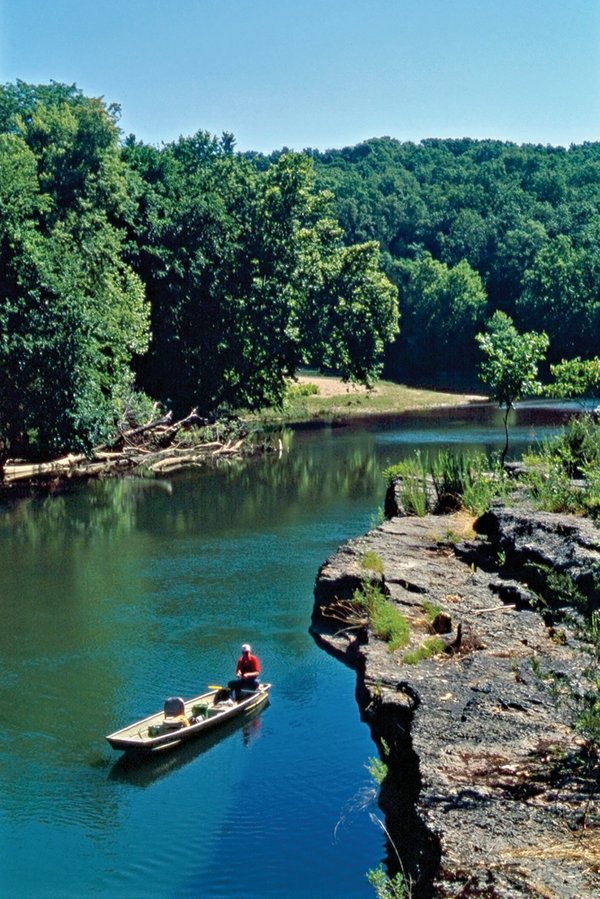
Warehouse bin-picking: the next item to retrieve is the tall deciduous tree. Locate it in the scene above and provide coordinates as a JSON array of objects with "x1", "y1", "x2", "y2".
[
  {"x1": 306, "y1": 239, "x2": 399, "y2": 385},
  {"x1": 126, "y1": 140, "x2": 399, "y2": 414},
  {"x1": 0, "y1": 82, "x2": 149, "y2": 458},
  {"x1": 476, "y1": 311, "x2": 549, "y2": 464},
  {"x1": 518, "y1": 235, "x2": 600, "y2": 362},
  {"x1": 546, "y1": 357, "x2": 600, "y2": 409},
  {"x1": 393, "y1": 252, "x2": 487, "y2": 378}
]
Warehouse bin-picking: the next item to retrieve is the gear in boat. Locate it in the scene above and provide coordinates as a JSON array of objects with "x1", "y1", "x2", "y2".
[{"x1": 149, "y1": 692, "x2": 234, "y2": 736}]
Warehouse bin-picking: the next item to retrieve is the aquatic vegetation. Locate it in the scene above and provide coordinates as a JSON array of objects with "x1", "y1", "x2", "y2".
[{"x1": 384, "y1": 449, "x2": 504, "y2": 517}]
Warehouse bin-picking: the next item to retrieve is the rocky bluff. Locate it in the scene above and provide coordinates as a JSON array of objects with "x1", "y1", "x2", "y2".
[{"x1": 311, "y1": 504, "x2": 600, "y2": 898}]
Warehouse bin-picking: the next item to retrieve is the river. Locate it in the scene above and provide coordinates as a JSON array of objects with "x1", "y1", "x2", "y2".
[{"x1": 0, "y1": 402, "x2": 569, "y2": 898}]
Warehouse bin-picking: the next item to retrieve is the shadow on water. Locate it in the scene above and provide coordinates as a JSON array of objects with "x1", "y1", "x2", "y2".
[{"x1": 108, "y1": 701, "x2": 269, "y2": 788}]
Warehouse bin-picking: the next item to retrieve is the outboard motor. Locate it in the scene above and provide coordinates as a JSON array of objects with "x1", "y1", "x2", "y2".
[{"x1": 163, "y1": 696, "x2": 186, "y2": 718}]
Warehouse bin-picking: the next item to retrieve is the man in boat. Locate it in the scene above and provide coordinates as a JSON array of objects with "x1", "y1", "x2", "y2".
[{"x1": 228, "y1": 643, "x2": 261, "y2": 701}]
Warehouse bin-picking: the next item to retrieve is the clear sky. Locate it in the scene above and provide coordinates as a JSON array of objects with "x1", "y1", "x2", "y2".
[{"x1": 1, "y1": 0, "x2": 599, "y2": 152}]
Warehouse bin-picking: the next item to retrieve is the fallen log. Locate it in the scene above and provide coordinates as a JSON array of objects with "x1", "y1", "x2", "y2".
[
  {"x1": 3, "y1": 453, "x2": 87, "y2": 483},
  {"x1": 1, "y1": 414, "x2": 257, "y2": 489},
  {"x1": 114, "y1": 411, "x2": 173, "y2": 444},
  {"x1": 213, "y1": 438, "x2": 245, "y2": 455},
  {"x1": 149, "y1": 452, "x2": 209, "y2": 473}
]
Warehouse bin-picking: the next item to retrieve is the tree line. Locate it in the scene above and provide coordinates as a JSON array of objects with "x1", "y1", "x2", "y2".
[
  {"x1": 2, "y1": 82, "x2": 599, "y2": 462},
  {"x1": 307, "y1": 136, "x2": 600, "y2": 384},
  {"x1": 0, "y1": 82, "x2": 398, "y2": 459}
]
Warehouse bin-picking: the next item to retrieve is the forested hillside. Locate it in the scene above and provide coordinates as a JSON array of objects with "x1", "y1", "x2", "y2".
[
  {"x1": 309, "y1": 137, "x2": 600, "y2": 383},
  {"x1": 0, "y1": 82, "x2": 397, "y2": 459},
  {"x1": 2, "y1": 81, "x2": 599, "y2": 461}
]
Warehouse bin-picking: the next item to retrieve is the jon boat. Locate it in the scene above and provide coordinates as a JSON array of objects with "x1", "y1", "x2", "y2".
[{"x1": 106, "y1": 684, "x2": 271, "y2": 755}]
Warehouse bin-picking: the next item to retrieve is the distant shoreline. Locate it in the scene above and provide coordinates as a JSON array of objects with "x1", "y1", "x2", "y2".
[
  {"x1": 0, "y1": 378, "x2": 489, "y2": 494},
  {"x1": 258, "y1": 373, "x2": 488, "y2": 423}
]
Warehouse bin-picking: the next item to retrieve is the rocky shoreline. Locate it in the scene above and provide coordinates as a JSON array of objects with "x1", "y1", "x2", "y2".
[{"x1": 311, "y1": 504, "x2": 600, "y2": 897}]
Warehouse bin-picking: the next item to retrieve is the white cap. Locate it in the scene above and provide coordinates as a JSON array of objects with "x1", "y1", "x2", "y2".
[{"x1": 241, "y1": 643, "x2": 251, "y2": 652}]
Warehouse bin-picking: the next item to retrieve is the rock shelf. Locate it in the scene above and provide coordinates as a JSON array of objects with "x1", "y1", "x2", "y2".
[{"x1": 312, "y1": 505, "x2": 600, "y2": 897}]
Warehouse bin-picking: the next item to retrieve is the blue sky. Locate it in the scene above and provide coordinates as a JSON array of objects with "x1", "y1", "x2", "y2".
[{"x1": 1, "y1": 0, "x2": 599, "y2": 152}]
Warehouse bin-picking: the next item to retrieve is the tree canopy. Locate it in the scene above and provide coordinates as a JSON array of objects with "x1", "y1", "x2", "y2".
[
  {"x1": 124, "y1": 135, "x2": 398, "y2": 415},
  {"x1": 3, "y1": 81, "x2": 600, "y2": 460},
  {"x1": 308, "y1": 137, "x2": 600, "y2": 383},
  {"x1": 0, "y1": 82, "x2": 399, "y2": 458},
  {"x1": 0, "y1": 81, "x2": 149, "y2": 457}
]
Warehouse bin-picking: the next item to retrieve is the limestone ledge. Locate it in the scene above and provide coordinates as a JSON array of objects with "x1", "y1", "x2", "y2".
[{"x1": 311, "y1": 505, "x2": 600, "y2": 898}]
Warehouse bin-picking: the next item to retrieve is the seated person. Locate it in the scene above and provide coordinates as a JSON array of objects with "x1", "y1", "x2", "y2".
[{"x1": 228, "y1": 643, "x2": 261, "y2": 701}]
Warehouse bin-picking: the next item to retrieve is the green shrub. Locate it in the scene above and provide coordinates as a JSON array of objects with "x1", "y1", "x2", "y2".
[
  {"x1": 579, "y1": 463, "x2": 600, "y2": 518},
  {"x1": 462, "y1": 464, "x2": 509, "y2": 515},
  {"x1": 384, "y1": 449, "x2": 504, "y2": 517},
  {"x1": 366, "y1": 755, "x2": 388, "y2": 785},
  {"x1": 520, "y1": 418, "x2": 600, "y2": 518},
  {"x1": 373, "y1": 602, "x2": 411, "y2": 651},
  {"x1": 383, "y1": 453, "x2": 429, "y2": 516},
  {"x1": 287, "y1": 382, "x2": 319, "y2": 398},
  {"x1": 430, "y1": 450, "x2": 474, "y2": 505},
  {"x1": 521, "y1": 461, "x2": 583, "y2": 514},
  {"x1": 367, "y1": 865, "x2": 406, "y2": 899},
  {"x1": 354, "y1": 579, "x2": 384, "y2": 612},
  {"x1": 422, "y1": 600, "x2": 442, "y2": 623},
  {"x1": 541, "y1": 416, "x2": 600, "y2": 478},
  {"x1": 576, "y1": 695, "x2": 600, "y2": 745}
]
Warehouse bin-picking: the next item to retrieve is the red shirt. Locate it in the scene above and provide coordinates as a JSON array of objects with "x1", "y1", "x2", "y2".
[{"x1": 237, "y1": 653, "x2": 260, "y2": 676}]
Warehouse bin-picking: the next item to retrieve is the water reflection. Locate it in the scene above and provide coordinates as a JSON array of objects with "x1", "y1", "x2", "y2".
[{"x1": 0, "y1": 402, "x2": 574, "y2": 550}]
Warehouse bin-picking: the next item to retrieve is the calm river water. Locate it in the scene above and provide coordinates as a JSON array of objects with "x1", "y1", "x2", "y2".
[{"x1": 0, "y1": 402, "x2": 568, "y2": 898}]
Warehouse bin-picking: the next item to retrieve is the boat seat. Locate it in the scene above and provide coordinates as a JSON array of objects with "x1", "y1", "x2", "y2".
[
  {"x1": 161, "y1": 717, "x2": 186, "y2": 731},
  {"x1": 162, "y1": 697, "x2": 190, "y2": 729}
]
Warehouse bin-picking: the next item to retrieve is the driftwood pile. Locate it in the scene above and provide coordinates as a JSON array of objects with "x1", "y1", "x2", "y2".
[{"x1": 2, "y1": 409, "x2": 256, "y2": 488}]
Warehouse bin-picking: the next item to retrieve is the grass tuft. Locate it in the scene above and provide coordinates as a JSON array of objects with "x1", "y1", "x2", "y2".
[
  {"x1": 354, "y1": 580, "x2": 410, "y2": 652},
  {"x1": 403, "y1": 637, "x2": 446, "y2": 665}
]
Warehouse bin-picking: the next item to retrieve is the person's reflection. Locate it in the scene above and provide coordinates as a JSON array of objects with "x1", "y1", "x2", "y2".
[{"x1": 242, "y1": 716, "x2": 262, "y2": 746}]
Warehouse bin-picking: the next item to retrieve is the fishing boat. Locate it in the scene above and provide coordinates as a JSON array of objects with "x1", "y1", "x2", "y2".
[{"x1": 106, "y1": 684, "x2": 271, "y2": 755}]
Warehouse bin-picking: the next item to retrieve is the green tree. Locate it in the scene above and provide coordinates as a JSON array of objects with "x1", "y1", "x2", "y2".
[
  {"x1": 394, "y1": 252, "x2": 487, "y2": 378},
  {"x1": 310, "y1": 136, "x2": 600, "y2": 385},
  {"x1": 126, "y1": 141, "x2": 398, "y2": 413},
  {"x1": 476, "y1": 311, "x2": 549, "y2": 464},
  {"x1": 487, "y1": 219, "x2": 548, "y2": 316},
  {"x1": 0, "y1": 82, "x2": 149, "y2": 458},
  {"x1": 546, "y1": 357, "x2": 600, "y2": 409},
  {"x1": 518, "y1": 235, "x2": 600, "y2": 361},
  {"x1": 301, "y1": 238, "x2": 399, "y2": 386}
]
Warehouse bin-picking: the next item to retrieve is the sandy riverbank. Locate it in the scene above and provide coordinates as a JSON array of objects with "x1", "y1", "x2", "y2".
[{"x1": 292, "y1": 373, "x2": 486, "y2": 414}]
